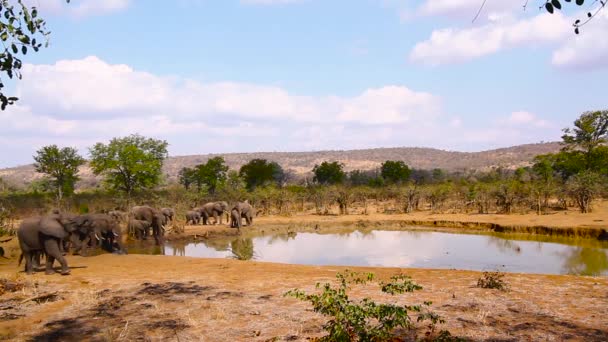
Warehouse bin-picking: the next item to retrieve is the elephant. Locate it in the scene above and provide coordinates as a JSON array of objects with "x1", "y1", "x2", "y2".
[
  {"x1": 127, "y1": 218, "x2": 152, "y2": 240},
  {"x1": 17, "y1": 213, "x2": 79, "y2": 275},
  {"x1": 70, "y1": 213, "x2": 126, "y2": 255},
  {"x1": 199, "y1": 201, "x2": 229, "y2": 225},
  {"x1": 108, "y1": 210, "x2": 126, "y2": 223},
  {"x1": 131, "y1": 206, "x2": 165, "y2": 244},
  {"x1": 230, "y1": 201, "x2": 254, "y2": 231},
  {"x1": 185, "y1": 210, "x2": 201, "y2": 225},
  {"x1": 161, "y1": 208, "x2": 175, "y2": 224}
]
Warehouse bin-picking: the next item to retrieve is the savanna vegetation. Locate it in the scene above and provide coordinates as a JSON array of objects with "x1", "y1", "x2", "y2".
[{"x1": 1, "y1": 111, "x2": 607, "y2": 222}]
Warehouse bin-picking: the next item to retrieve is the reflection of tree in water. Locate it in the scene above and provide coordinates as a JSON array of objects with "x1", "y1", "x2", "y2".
[
  {"x1": 230, "y1": 238, "x2": 255, "y2": 260},
  {"x1": 487, "y1": 236, "x2": 522, "y2": 254},
  {"x1": 561, "y1": 247, "x2": 608, "y2": 276},
  {"x1": 268, "y1": 232, "x2": 297, "y2": 245}
]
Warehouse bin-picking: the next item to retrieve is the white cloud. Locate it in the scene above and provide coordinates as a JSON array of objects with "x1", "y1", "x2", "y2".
[
  {"x1": 24, "y1": 0, "x2": 131, "y2": 17},
  {"x1": 551, "y1": 10, "x2": 608, "y2": 70},
  {"x1": 409, "y1": 12, "x2": 570, "y2": 65},
  {"x1": 18, "y1": 56, "x2": 440, "y2": 125},
  {"x1": 503, "y1": 111, "x2": 550, "y2": 128},
  {"x1": 417, "y1": 0, "x2": 516, "y2": 19}
]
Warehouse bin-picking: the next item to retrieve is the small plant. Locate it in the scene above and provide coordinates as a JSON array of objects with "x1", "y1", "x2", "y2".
[
  {"x1": 477, "y1": 271, "x2": 509, "y2": 291},
  {"x1": 285, "y1": 270, "x2": 453, "y2": 341}
]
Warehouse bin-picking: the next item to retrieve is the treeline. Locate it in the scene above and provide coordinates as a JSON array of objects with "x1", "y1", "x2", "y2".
[{"x1": 1, "y1": 111, "x2": 607, "y2": 217}]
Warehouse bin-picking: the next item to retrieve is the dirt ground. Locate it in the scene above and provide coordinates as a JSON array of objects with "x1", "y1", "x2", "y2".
[{"x1": 0, "y1": 203, "x2": 607, "y2": 341}]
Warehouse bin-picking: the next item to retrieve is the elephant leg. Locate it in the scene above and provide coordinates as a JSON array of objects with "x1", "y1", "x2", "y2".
[
  {"x1": 213, "y1": 212, "x2": 219, "y2": 225},
  {"x1": 246, "y1": 215, "x2": 253, "y2": 226},
  {"x1": 24, "y1": 252, "x2": 34, "y2": 274},
  {"x1": 44, "y1": 238, "x2": 70, "y2": 275}
]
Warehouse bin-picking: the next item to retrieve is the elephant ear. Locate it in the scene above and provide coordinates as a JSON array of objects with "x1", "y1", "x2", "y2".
[{"x1": 40, "y1": 217, "x2": 69, "y2": 239}]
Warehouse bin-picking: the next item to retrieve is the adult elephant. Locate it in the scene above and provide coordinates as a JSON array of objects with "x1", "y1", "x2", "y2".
[
  {"x1": 161, "y1": 208, "x2": 175, "y2": 224},
  {"x1": 185, "y1": 210, "x2": 201, "y2": 225},
  {"x1": 131, "y1": 206, "x2": 165, "y2": 244},
  {"x1": 230, "y1": 201, "x2": 254, "y2": 231},
  {"x1": 18, "y1": 213, "x2": 79, "y2": 275},
  {"x1": 108, "y1": 210, "x2": 126, "y2": 223},
  {"x1": 199, "y1": 201, "x2": 229, "y2": 225},
  {"x1": 127, "y1": 219, "x2": 152, "y2": 240},
  {"x1": 71, "y1": 213, "x2": 126, "y2": 255}
]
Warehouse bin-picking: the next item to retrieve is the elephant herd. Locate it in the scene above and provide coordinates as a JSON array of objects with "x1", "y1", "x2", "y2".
[
  {"x1": 17, "y1": 201, "x2": 255, "y2": 276},
  {"x1": 186, "y1": 201, "x2": 254, "y2": 231}
]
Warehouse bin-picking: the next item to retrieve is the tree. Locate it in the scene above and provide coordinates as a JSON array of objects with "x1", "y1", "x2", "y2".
[
  {"x1": 195, "y1": 156, "x2": 229, "y2": 194},
  {"x1": 89, "y1": 135, "x2": 168, "y2": 198},
  {"x1": 380, "y1": 161, "x2": 411, "y2": 184},
  {"x1": 33, "y1": 145, "x2": 85, "y2": 203},
  {"x1": 562, "y1": 110, "x2": 608, "y2": 166},
  {"x1": 178, "y1": 167, "x2": 196, "y2": 190},
  {"x1": 566, "y1": 171, "x2": 602, "y2": 213},
  {"x1": 239, "y1": 159, "x2": 284, "y2": 190},
  {"x1": 0, "y1": 0, "x2": 70, "y2": 110},
  {"x1": 313, "y1": 161, "x2": 346, "y2": 185}
]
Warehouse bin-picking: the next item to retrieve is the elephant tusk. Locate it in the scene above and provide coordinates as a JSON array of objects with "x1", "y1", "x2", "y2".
[
  {"x1": 95, "y1": 233, "x2": 102, "y2": 241},
  {"x1": 113, "y1": 232, "x2": 119, "y2": 237}
]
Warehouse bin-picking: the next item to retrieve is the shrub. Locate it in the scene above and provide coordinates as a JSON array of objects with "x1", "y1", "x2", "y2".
[
  {"x1": 476, "y1": 271, "x2": 509, "y2": 291},
  {"x1": 285, "y1": 270, "x2": 453, "y2": 341}
]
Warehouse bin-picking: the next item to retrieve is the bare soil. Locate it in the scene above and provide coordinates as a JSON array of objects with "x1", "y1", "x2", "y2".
[{"x1": 0, "y1": 202, "x2": 606, "y2": 341}]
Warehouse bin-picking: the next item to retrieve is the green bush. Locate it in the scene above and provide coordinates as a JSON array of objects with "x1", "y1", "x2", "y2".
[{"x1": 285, "y1": 270, "x2": 454, "y2": 341}]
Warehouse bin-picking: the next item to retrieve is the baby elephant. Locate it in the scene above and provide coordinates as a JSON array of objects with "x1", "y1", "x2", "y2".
[
  {"x1": 128, "y1": 219, "x2": 152, "y2": 240},
  {"x1": 185, "y1": 210, "x2": 201, "y2": 225}
]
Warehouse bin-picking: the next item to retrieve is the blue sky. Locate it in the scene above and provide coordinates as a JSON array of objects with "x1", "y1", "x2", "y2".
[{"x1": 1, "y1": 0, "x2": 607, "y2": 167}]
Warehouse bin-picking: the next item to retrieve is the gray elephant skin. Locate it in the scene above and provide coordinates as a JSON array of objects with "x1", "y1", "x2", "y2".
[
  {"x1": 185, "y1": 210, "x2": 201, "y2": 225},
  {"x1": 18, "y1": 213, "x2": 78, "y2": 275},
  {"x1": 128, "y1": 218, "x2": 152, "y2": 240},
  {"x1": 199, "y1": 201, "x2": 229, "y2": 225},
  {"x1": 161, "y1": 208, "x2": 175, "y2": 224},
  {"x1": 70, "y1": 213, "x2": 126, "y2": 255},
  {"x1": 230, "y1": 202, "x2": 254, "y2": 230},
  {"x1": 131, "y1": 206, "x2": 165, "y2": 244}
]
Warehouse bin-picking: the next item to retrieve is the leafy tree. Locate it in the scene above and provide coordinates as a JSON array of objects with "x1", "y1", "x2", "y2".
[
  {"x1": 239, "y1": 158, "x2": 284, "y2": 190},
  {"x1": 562, "y1": 110, "x2": 608, "y2": 167},
  {"x1": 380, "y1": 160, "x2": 411, "y2": 184},
  {"x1": 33, "y1": 145, "x2": 85, "y2": 202},
  {"x1": 178, "y1": 167, "x2": 196, "y2": 190},
  {"x1": 313, "y1": 161, "x2": 346, "y2": 185},
  {"x1": 0, "y1": 0, "x2": 70, "y2": 110},
  {"x1": 194, "y1": 156, "x2": 229, "y2": 194},
  {"x1": 349, "y1": 169, "x2": 382, "y2": 186},
  {"x1": 566, "y1": 171, "x2": 602, "y2": 213},
  {"x1": 216, "y1": 170, "x2": 247, "y2": 202},
  {"x1": 89, "y1": 134, "x2": 168, "y2": 198}
]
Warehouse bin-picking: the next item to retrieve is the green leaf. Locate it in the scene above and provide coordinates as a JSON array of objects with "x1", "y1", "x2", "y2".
[
  {"x1": 21, "y1": 46, "x2": 26, "y2": 55},
  {"x1": 545, "y1": 3, "x2": 554, "y2": 13},
  {"x1": 576, "y1": 0, "x2": 585, "y2": 5},
  {"x1": 11, "y1": 43, "x2": 17, "y2": 54}
]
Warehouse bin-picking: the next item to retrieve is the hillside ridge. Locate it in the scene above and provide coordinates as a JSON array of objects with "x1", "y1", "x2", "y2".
[{"x1": 0, "y1": 142, "x2": 561, "y2": 189}]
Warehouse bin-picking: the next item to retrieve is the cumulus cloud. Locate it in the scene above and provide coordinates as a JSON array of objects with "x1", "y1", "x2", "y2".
[
  {"x1": 551, "y1": 10, "x2": 608, "y2": 70},
  {"x1": 409, "y1": 12, "x2": 570, "y2": 65},
  {"x1": 417, "y1": 0, "x2": 516, "y2": 19},
  {"x1": 502, "y1": 111, "x2": 550, "y2": 128}
]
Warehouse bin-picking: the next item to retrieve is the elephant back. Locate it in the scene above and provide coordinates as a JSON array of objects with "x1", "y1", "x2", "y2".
[{"x1": 39, "y1": 216, "x2": 71, "y2": 239}]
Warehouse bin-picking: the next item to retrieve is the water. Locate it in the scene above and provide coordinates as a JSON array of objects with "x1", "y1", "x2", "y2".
[{"x1": 130, "y1": 230, "x2": 608, "y2": 276}]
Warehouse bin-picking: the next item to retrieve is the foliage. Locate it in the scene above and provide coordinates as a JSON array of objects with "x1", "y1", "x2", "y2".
[
  {"x1": 0, "y1": 0, "x2": 70, "y2": 110},
  {"x1": 476, "y1": 271, "x2": 509, "y2": 291},
  {"x1": 380, "y1": 160, "x2": 411, "y2": 184},
  {"x1": 216, "y1": 170, "x2": 248, "y2": 202},
  {"x1": 349, "y1": 169, "x2": 383, "y2": 187},
  {"x1": 313, "y1": 161, "x2": 346, "y2": 185},
  {"x1": 89, "y1": 134, "x2": 168, "y2": 197},
  {"x1": 566, "y1": 171, "x2": 603, "y2": 213},
  {"x1": 179, "y1": 157, "x2": 229, "y2": 194},
  {"x1": 33, "y1": 145, "x2": 85, "y2": 202},
  {"x1": 285, "y1": 270, "x2": 449, "y2": 341},
  {"x1": 562, "y1": 110, "x2": 608, "y2": 159},
  {"x1": 540, "y1": 0, "x2": 607, "y2": 34},
  {"x1": 239, "y1": 158, "x2": 285, "y2": 190}
]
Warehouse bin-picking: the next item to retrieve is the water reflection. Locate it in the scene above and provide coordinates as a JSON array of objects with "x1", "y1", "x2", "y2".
[
  {"x1": 138, "y1": 229, "x2": 608, "y2": 276},
  {"x1": 560, "y1": 247, "x2": 608, "y2": 276}
]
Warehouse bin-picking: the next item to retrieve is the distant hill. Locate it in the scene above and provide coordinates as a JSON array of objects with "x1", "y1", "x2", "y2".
[{"x1": 0, "y1": 142, "x2": 561, "y2": 189}]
